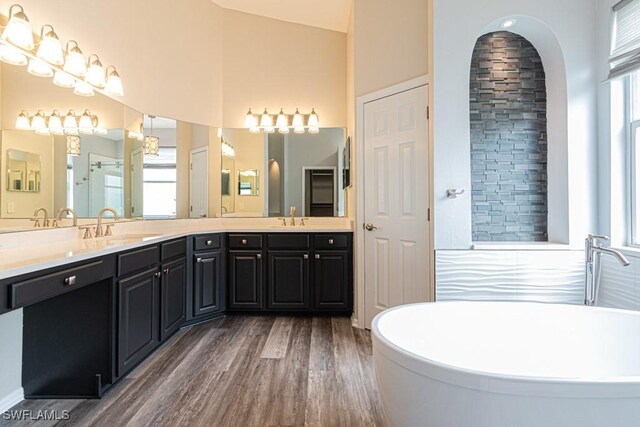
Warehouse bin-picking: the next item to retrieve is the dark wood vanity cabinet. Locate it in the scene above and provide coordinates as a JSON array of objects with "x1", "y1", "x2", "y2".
[
  {"x1": 228, "y1": 250, "x2": 263, "y2": 310},
  {"x1": 193, "y1": 250, "x2": 224, "y2": 316},
  {"x1": 117, "y1": 267, "x2": 160, "y2": 376},
  {"x1": 267, "y1": 251, "x2": 310, "y2": 309},
  {"x1": 313, "y1": 250, "x2": 351, "y2": 310},
  {"x1": 160, "y1": 257, "x2": 186, "y2": 341}
]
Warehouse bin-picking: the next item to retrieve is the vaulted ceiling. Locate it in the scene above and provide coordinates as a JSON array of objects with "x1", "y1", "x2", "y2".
[{"x1": 212, "y1": 0, "x2": 352, "y2": 33}]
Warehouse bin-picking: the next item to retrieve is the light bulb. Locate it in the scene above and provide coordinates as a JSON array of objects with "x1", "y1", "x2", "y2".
[
  {"x1": 86, "y1": 55, "x2": 106, "y2": 88},
  {"x1": 15, "y1": 111, "x2": 31, "y2": 130},
  {"x1": 105, "y1": 68, "x2": 124, "y2": 96},
  {"x1": 53, "y1": 70, "x2": 75, "y2": 88},
  {"x1": 73, "y1": 80, "x2": 95, "y2": 97},
  {"x1": 1, "y1": 5, "x2": 34, "y2": 50},
  {"x1": 63, "y1": 110, "x2": 78, "y2": 134},
  {"x1": 48, "y1": 111, "x2": 64, "y2": 135},
  {"x1": 78, "y1": 110, "x2": 94, "y2": 134},
  {"x1": 31, "y1": 111, "x2": 47, "y2": 133},
  {"x1": 292, "y1": 108, "x2": 304, "y2": 128},
  {"x1": 36, "y1": 26, "x2": 64, "y2": 65},
  {"x1": 260, "y1": 109, "x2": 272, "y2": 128},
  {"x1": 244, "y1": 108, "x2": 257, "y2": 129},
  {"x1": 63, "y1": 42, "x2": 87, "y2": 77},
  {"x1": 308, "y1": 108, "x2": 319, "y2": 128},
  {"x1": 27, "y1": 58, "x2": 53, "y2": 78},
  {"x1": 0, "y1": 44, "x2": 27, "y2": 66}
]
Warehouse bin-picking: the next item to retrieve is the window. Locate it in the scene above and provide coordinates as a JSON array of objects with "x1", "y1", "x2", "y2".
[
  {"x1": 631, "y1": 71, "x2": 640, "y2": 245},
  {"x1": 143, "y1": 147, "x2": 177, "y2": 219}
]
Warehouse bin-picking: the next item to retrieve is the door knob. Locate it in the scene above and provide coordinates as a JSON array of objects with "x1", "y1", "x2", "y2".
[{"x1": 364, "y1": 223, "x2": 378, "y2": 231}]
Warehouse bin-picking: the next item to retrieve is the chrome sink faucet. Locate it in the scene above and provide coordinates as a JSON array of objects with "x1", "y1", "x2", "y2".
[
  {"x1": 290, "y1": 206, "x2": 296, "y2": 226},
  {"x1": 55, "y1": 208, "x2": 78, "y2": 227},
  {"x1": 96, "y1": 207, "x2": 119, "y2": 237},
  {"x1": 584, "y1": 234, "x2": 630, "y2": 306}
]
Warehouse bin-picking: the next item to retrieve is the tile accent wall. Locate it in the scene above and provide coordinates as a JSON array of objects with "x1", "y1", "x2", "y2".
[
  {"x1": 470, "y1": 31, "x2": 548, "y2": 242},
  {"x1": 598, "y1": 253, "x2": 640, "y2": 310}
]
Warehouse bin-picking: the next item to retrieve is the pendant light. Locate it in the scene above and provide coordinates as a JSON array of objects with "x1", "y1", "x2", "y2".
[
  {"x1": 48, "y1": 110, "x2": 64, "y2": 135},
  {"x1": 144, "y1": 115, "x2": 159, "y2": 156},
  {"x1": 73, "y1": 80, "x2": 94, "y2": 97},
  {"x1": 1, "y1": 4, "x2": 34, "y2": 50},
  {"x1": 15, "y1": 110, "x2": 30, "y2": 129},
  {"x1": 53, "y1": 70, "x2": 75, "y2": 88},
  {"x1": 86, "y1": 54, "x2": 106, "y2": 88},
  {"x1": 36, "y1": 25, "x2": 64, "y2": 65},
  {"x1": 0, "y1": 43, "x2": 26, "y2": 65},
  {"x1": 105, "y1": 66, "x2": 124, "y2": 96},
  {"x1": 63, "y1": 110, "x2": 78, "y2": 135},
  {"x1": 78, "y1": 109, "x2": 94, "y2": 134},
  {"x1": 27, "y1": 58, "x2": 53, "y2": 78},
  {"x1": 63, "y1": 41, "x2": 87, "y2": 78},
  {"x1": 66, "y1": 135, "x2": 80, "y2": 156}
]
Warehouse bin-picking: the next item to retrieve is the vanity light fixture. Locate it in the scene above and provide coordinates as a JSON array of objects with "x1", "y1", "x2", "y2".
[
  {"x1": 144, "y1": 115, "x2": 160, "y2": 156},
  {"x1": 78, "y1": 109, "x2": 94, "y2": 134},
  {"x1": 31, "y1": 110, "x2": 47, "y2": 134},
  {"x1": 245, "y1": 107, "x2": 320, "y2": 134},
  {"x1": 128, "y1": 123, "x2": 144, "y2": 141},
  {"x1": 1, "y1": 4, "x2": 34, "y2": 50},
  {"x1": 14, "y1": 109, "x2": 104, "y2": 136},
  {"x1": 66, "y1": 135, "x2": 80, "y2": 156},
  {"x1": 222, "y1": 141, "x2": 235, "y2": 158},
  {"x1": 48, "y1": 110, "x2": 64, "y2": 135},
  {"x1": 0, "y1": 5, "x2": 125, "y2": 97},
  {"x1": 63, "y1": 110, "x2": 79, "y2": 134},
  {"x1": 15, "y1": 110, "x2": 30, "y2": 129}
]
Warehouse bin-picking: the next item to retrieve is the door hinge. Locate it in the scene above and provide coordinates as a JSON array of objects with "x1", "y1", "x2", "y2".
[
  {"x1": 426, "y1": 106, "x2": 430, "y2": 120},
  {"x1": 190, "y1": 205, "x2": 193, "y2": 212},
  {"x1": 190, "y1": 163, "x2": 193, "y2": 170},
  {"x1": 428, "y1": 208, "x2": 431, "y2": 221}
]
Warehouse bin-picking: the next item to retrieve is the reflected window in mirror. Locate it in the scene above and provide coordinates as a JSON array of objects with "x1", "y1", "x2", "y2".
[{"x1": 143, "y1": 147, "x2": 177, "y2": 218}]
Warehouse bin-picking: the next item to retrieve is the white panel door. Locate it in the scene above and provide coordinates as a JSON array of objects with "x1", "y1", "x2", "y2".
[
  {"x1": 364, "y1": 85, "x2": 430, "y2": 328},
  {"x1": 130, "y1": 148, "x2": 143, "y2": 218},
  {"x1": 190, "y1": 148, "x2": 209, "y2": 218}
]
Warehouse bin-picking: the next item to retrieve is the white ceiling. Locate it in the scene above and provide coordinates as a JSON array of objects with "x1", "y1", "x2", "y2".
[{"x1": 212, "y1": 0, "x2": 352, "y2": 33}]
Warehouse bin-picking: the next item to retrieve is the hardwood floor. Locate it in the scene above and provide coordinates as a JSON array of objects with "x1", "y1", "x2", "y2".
[{"x1": 1, "y1": 316, "x2": 387, "y2": 427}]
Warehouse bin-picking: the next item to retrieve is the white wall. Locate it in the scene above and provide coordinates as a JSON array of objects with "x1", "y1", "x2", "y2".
[
  {"x1": 0, "y1": 309, "x2": 22, "y2": 412},
  {"x1": 432, "y1": 0, "x2": 599, "y2": 249}
]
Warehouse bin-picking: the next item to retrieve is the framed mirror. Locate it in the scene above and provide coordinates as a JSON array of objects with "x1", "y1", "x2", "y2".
[
  {"x1": 238, "y1": 169, "x2": 259, "y2": 196},
  {"x1": 6, "y1": 149, "x2": 41, "y2": 192}
]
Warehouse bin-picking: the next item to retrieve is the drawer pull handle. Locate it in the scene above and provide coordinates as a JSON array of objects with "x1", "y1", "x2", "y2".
[
  {"x1": 304, "y1": 254, "x2": 309, "y2": 259},
  {"x1": 256, "y1": 254, "x2": 262, "y2": 259},
  {"x1": 328, "y1": 239, "x2": 334, "y2": 244},
  {"x1": 206, "y1": 240, "x2": 212, "y2": 245},
  {"x1": 242, "y1": 239, "x2": 248, "y2": 244},
  {"x1": 315, "y1": 254, "x2": 320, "y2": 259},
  {"x1": 64, "y1": 276, "x2": 76, "y2": 286}
]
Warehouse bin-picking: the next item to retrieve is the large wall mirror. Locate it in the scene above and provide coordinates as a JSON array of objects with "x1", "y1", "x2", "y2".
[{"x1": 220, "y1": 128, "x2": 347, "y2": 217}]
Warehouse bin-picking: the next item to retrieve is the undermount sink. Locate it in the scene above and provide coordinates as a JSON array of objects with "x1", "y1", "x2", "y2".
[{"x1": 104, "y1": 234, "x2": 162, "y2": 244}]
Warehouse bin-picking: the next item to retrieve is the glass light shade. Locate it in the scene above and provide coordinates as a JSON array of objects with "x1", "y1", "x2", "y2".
[
  {"x1": 144, "y1": 135, "x2": 159, "y2": 156},
  {"x1": 260, "y1": 109, "x2": 272, "y2": 128},
  {"x1": 244, "y1": 108, "x2": 257, "y2": 129},
  {"x1": 48, "y1": 112, "x2": 64, "y2": 135},
  {"x1": 1, "y1": 6, "x2": 34, "y2": 50},
  {"x1": 86, "y1": 57, "x2": 106, "y2": 88},
  {"x1": 222, "y1": 142, "x2": 235, "y2": 158},
  {"x1": 294, "y1": 126, "x2": 305, "y2": 134},
  {"x1": 308, "y1": 108, "x2": 319, "y2": 128},
  {"x1": 308, "y1": 127, "x2": 320, "y2": 134},
  {"x1": 264, "y1": 126, "x2": 275, "y2": 134},
  {"x1": 105, "y1": 71, "x2": 124, "y2": 96},
  {"x1": 93, "y1": 127, "x2": 107, "y2": 135},
  {"x1": 249, "y1": 126, "x2": 260, "y2": 134},
  {"x1": 73, "y1": 80, "x2": 94, "y2": 97},
  {"x1": 27, "y1": 58, "x2": 53, "y2": 77},
  {"x1": 35, "y1": 127, "x2": 50, "y2": 136},
  {"x1": 217, "y1": 128, "x2": 223, "y2": 139},
  {"x1": 292, "y1": 109, "x2": 304, "y2": 128},
  {"x1": 36, "y1": 29, "x2": 64, "y2": 65},
  {"x1": 53, "y1": 70, "x2": 75, "y2": 88},
  {"x1": 278, "y1": 125, "x2": 290, "y2": 134},
  {"x1": 66, "y1": 135, "x2": 80, "y2": 156},
  {"x1": 78, "y1": 111, "x2": 94, "y2": 134},
  {"x1": 63, "y1": 111, "x2": 78, "y2": 133},
  {"x1": 276, "y1": 109, "x2": 288, "y2": 128},
  {"x1": 31, "y1": 111, "x2": 47, "y2": 131},
  {"x1": 15, "y1": 111, "x2": 30, "y2": 129},
  {"x1": 63, "y1": 45, "x2": 87, "y2": 77},
  {"x1": 0, "y1": 44, "x2": 27, "y2": 66}
]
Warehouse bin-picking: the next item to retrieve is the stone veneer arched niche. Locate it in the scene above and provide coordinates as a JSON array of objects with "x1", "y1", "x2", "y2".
[{"x1": 470, "y1": 31, "x2": 548, "y2": 241}]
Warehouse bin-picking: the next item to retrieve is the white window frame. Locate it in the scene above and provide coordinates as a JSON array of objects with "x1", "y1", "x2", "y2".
[{"x1": 629, "y1": 72, "x2": 640, "y2": 247}]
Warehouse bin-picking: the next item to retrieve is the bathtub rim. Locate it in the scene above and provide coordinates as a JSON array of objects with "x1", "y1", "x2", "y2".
[{"x1": 371, "y1": 301, "x2": 640, "y2": 398}]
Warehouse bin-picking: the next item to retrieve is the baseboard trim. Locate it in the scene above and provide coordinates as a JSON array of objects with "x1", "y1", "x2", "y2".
[{"x1": 0, "y1": 388, "x2": 24, "y2": 413}]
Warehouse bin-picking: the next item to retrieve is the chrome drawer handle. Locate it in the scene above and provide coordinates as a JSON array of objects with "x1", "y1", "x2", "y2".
[
  {"x1": 242, "y1": 239, "x2": 248, "y2": 244},
  {"x1": 315, "y1": 254, "x2": 320, "y2": 259},
  {"x1": 304, "y1": 254, "x2": 309, "y2": 259},
  {"x1": 206, "y1": 240, "x2": 212, "y2": 245},
  {"x1": 328, "y1": 239, "x2": 334, "y2": 244},
  {"x1": 64, "y1": 276, "x2": 76, "y2": 286}
]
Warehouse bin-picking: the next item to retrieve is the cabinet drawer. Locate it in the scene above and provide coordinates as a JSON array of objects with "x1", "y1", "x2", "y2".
[
  {"x1": 228, "y1": 234, "x2": 262, "y2": 249},
  {"x1": 194, "y1": 234, "x2": 221, "y2": 251},
  {"x1": 267, "y1": 234, "x2": 310, "y2": 249},
  {"x1": 118, "y1": 246, "x2": 159, "y2": 277},
  {"x1": 11, "y1": 260, "x2": 105, "y2": 309},
  {"x1": 161, "y1": 239, "x2": 186, "y2": 262},
  {"x1": 314, "y1": 234, "x2": 348, "y2": 249}
]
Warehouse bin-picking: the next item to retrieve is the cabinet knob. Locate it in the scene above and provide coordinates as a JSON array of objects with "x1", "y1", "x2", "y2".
[
  {"x1": 256, "y1": 253, "x2": 262, "y2": 259},
  {"x1": 64, "y1": 275, "x2": 76, "y2": 286},
  {"x1": 315, "y1": 254, "x2": 320, "y2": 259},
  {"x1": 242, "y1": 239, "x2": 247, "y2": 245},
  {"x1": 155, "y1": 272, "x2": 161, "y2": 278},
  {"x1": 206, "y1": 240, "x2": 212, "y2": 245},
  {"x1": 304, "y1": 254, "x2": 309, "y2": 259},
  {"x1": 196, "y1": 258, "x2": 202, "y2": 263},
  {"x1": 328, "y1": 239, "x2": 334, "y2": 245},
  {"x1": 163, "y1": 268, "x2": 170, "y2": 274}
]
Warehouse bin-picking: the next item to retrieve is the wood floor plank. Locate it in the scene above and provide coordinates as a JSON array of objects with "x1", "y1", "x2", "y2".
[
  {"x1": 260, "y1": 316, "x2": 295, "y2": 359},
  {"x1": 2, "y1": 316, "x2": 386, "y2": 427}
]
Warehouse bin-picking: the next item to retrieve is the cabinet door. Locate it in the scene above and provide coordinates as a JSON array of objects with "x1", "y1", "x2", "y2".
[
  {"x1": 228, "y1": 251, "x2": 263, "y2": 309},
  {"x1": 193, "y1": 250, "x2": 223, "y2": 317},
  {"x1": 118, "y1": 268, "x2": 160, "y2": 376},
  {"x1": 268, "y1": 251, "x2": 310, "y2": 309},
  {"x1": 160, "y1": 258, "x2": 186, "y2": 341},
  {"x1": 314, "y1": 250, "x2": 351, "y2": 311}
]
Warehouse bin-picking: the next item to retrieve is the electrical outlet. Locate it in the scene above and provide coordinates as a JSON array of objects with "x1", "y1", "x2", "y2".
[{"x1": 7, "y1": 202, "x2": 15, "y2": 214}]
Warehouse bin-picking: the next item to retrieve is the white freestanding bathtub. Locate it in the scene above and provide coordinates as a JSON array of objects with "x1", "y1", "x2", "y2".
[{"x1": 372, "y1": 302, "x2": 640, "y2": 427}]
